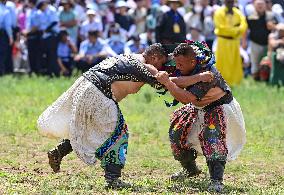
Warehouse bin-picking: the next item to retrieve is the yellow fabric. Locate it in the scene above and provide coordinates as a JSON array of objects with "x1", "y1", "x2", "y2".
[{"x1": 214, "y1": 7, "x2": 248, "y2": 86}]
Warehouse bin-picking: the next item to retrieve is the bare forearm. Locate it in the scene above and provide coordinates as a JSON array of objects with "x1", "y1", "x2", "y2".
[
  {"x1": 170, "y1": 75, "x2": 201, "y2": 88},
  {"x1": 164, "y1": 81, "x2": 197, "y2": 104},
  {"x1": 145, "y1": 64, "x2": 159, "y2": 75}
]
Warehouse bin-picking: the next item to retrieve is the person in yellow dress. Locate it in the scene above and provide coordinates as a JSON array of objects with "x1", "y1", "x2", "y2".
[{"x1": 214, "y1": 0, "x2": 247, "y2": 86}]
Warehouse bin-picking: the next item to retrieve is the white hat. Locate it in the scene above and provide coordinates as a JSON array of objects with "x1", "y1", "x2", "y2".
[
  {"x1": 272, "y1": 4, "x2": 283, "y2": 15},
  {"x1": 115, "y1": 1, "x2": 129, "y2": 8},
  {"x1": 86, "y1": 9, "x2": 96, "y2": 15}
]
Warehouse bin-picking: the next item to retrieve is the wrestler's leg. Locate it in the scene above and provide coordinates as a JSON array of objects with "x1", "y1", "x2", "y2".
[
  {"x1": 100, "y1": 128, "x2": 131, "y2": 189},
  {"x1": 47, "y1": 139, "x2": 73, "y2": 173},
  {"x1": 169, "y1": 105, "x2": 201, "y2": 180},
  {"x1": 199, "y1": 106, "x2": 228, "y2": 192}
]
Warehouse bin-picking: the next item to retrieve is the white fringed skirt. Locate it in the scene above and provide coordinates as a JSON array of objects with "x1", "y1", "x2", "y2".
[{"x1": 37, "y1": 76, "x2": 118, "y2": 165}]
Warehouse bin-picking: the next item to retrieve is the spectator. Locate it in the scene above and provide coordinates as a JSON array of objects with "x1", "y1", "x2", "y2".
[
  {"x1": 184, "y1": 1, "x2": 204, "y2": 35},
  {"x1": 6, "y1": 0, "x2": 18, "y2": 37},
  {"x1": 25, "y1": 0, "x2": 42, "y2": 75},
  {"x1": 59, "y1": 0, "x2": 78, "y2": 43},
  {"x1": 272, "y1": 3, "x2": 284, "y2": 23},
  {"x1": 13, "y1": 34, "x2": 29, "y2": 73},
  {"x1": 5, "y1": 0, "x2": 17, "y2": 74},
  {"x1": 73, "y1": 0, "x2": 86, "y2": 24},
  {"x1": 201, "y1": 0, "x2": 216, "y2": 49},
  {"x1": 107, "y1": 23, "x2": 125, "y2": 55},
  {"x1": 272, "y1": 0, "x2": 284, "y2": 9},
  {"x1": 183, "y1": 0, "x2": 214, "y2": 48},
  {"x1": 129, "y1": 0, "x2": 147, "y2": 35},
  {"x1": 18, "y1": 4, "x2": 28, "y2": 32},
  {"x1": 79, "y1": 9, "x2": 103, "y2": 41},
  {"x1": 268, "y1": 23, "x2": 284, "y2": 85},
  {"x1": 97, "y1": 0, "x2": 115, "y2": 26},
  {"x1": 214, "y1": 0, "x2": 247, "y2": 86},
  {"x1": 37, "y1": 0, "x2": 60, "y2": 77},
  {"x1": 186, "y1": 25, "x2": 205, "y2": 42},
  {"x1": 75, "y1": 30, "x2": 115, "y2": 72},
  {"x1": 155, "y1": 0, "x2": 186, "y2": 44},
  {"x1": 203, "y1": 11, "x2": 216, "y2": 49},
  {"x1": 145, "y1": 3, "x2": 161, "y2": 31},
  {"x1": 124, "y1": 35, "x2": 147, "y2": 54},
  {"x1": 159, "y1": 0, "x2": 170, "y2": 13},
  {"x1": 0, "y1": 0, "x2": 13, "y2": 76},
  {"x1": 246, "y1": 0, "x2": 276, "y2": 80},
  {"x1": 57, "y1": 29, "x2": 77, "y2": 77},
  {"x1": 114, "y1": 0, "x2": 136, "y2": 39}
]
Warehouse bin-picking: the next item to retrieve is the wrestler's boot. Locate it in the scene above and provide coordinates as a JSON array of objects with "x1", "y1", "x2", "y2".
[
  {"x1": 47, "y1": 139, "x2": 73, "y2": 173},
  {"x1": 171, "y1": 148, "x2": 202, "y2": 181},
  {"x1": 104, "y1": 164, "x2": 132, "y2": 189},
  {"x1": 207, "y1": 160, "x2": 226, "y2": 193}
]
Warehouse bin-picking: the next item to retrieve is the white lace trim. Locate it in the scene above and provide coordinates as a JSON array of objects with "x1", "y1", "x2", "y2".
[{"x1": 37, "y1": 77, "x2": 118, "y2": 165}]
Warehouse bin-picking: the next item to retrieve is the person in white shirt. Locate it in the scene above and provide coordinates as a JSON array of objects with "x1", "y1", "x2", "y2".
[{"x1": 79, "y1": 9, "x2": 103, "y2": 41}]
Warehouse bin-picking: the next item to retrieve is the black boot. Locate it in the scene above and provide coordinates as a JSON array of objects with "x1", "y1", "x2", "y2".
[
  {"x1": 104, "y1": 164, "x2": 131, "y2": 189},
  {"x1": 171, "y1": 148, "x2": 202, "y2": 181},
  {"x1": 47, "y1": 139, "x2": 73, "y2": 173},
  {"x1": 207, "y1": 160, "x2": 226, "y2": 193}
]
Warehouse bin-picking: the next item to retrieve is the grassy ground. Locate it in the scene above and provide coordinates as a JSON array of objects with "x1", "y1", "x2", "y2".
[{"x1": 0, "y1": 75, "x2": 283, "y2": 194}]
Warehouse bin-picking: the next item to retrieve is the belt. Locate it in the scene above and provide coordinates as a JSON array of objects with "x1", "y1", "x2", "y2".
[
  {"x1": 217, "y1": 35, "x2": 235, "y2": 40},
  {"x1": 203, "y1": 92, "x2": 233, "y2": 112}
]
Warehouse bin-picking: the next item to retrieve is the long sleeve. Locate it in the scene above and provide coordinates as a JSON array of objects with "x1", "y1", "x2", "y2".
[
  {"x1": 4, "y1": 10, "x2": 13, "y2": 39},
  {"x1": 237, "y1": 9, "x2": 247, "y2": 35},
  {"x1": 214, "y1": 7, "x2": 247, "y2": 39},
  {"x1": 214, "y1": 8, "x2": 239, "y2": 38}
]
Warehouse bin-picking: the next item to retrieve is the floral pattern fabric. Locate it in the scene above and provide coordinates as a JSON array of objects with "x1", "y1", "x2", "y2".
[{"x1": 169, "y1": 104, "x2": 228, "y2": 161}]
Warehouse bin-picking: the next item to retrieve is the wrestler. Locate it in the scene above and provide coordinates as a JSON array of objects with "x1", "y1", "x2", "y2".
[{"x1": 156, "y1": 42, "x2": 246, "y2": 192}]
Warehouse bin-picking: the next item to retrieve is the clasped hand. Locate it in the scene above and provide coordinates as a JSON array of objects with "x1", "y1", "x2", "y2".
[{"x1": 155, "y1": 71, "x2": 170, "y2": 85}]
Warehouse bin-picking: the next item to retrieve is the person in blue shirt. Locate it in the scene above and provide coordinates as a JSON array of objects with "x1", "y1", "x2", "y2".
[
  {"x1": 37, "y1": 0, "x2": 60, "y2": 77},
  {"x1": 0, "y1": 0, "x2": 13, "y2": 76},
  {"x1": 107, "y1": 23, "x2": 125, "y2": 55},
  {"x1": 25, "y1": 0, "x2": 42, "y2": 75},
  {"x1": 5, "y1": 0, "x2": 17, "y2": 74},
  {"x1": 75, "y1": 30, "x2": 116, "y2": 72},
  {"x1": 124, "y1": 35, "x2": 147, "y2": 54},
  {"x1": 57, "y1": 29, "x2": 77, "y2": 77}
]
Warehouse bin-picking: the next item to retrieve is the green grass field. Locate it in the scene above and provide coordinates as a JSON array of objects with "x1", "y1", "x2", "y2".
[{"x1": 0, "y1": 75, "x2": 283, "y2": 194}]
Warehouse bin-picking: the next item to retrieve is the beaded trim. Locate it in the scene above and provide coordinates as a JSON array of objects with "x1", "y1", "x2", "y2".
[{"x1": 83, "y1": 54, "x2": 162, "y2": 100}]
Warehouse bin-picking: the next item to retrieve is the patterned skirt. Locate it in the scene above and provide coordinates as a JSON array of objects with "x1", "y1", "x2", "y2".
[
  {"x1": 169, "y1": 98, "x2": 246, "y2": 161},
  {"x1": 37, "y1": 76, "x2": 128, "y2": 166}
]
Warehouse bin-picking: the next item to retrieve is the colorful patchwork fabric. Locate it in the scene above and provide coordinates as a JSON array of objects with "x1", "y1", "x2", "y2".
[
  {"x1": 95, "y1": 109, "x2": 129, "y2": 168},
  {"x1": 169, "y1": 104, "x2": 198, "y2": 160},
  {"x1": 169, "y1": 104, "x2": 228, "y2": 162},
  {"x1": 199, "y1": 106, "x2": 228, "y2": 161}
]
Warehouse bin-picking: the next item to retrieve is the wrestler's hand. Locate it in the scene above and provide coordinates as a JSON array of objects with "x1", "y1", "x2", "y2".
[
  {"x1": 199, "y1": 71, "x2": 214, "y2": 82},
  {"x1": 155, "y1": 71, "x2": 170, "y2": 85}
]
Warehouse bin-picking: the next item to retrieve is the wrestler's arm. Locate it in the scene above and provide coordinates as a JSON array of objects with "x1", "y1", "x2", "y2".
[
  {"x1": 163, "y1": 80, "x2": 198, "y2": 104},
  {"x1": 170, "y1": 71, "x2": 213, "y2": 88},
  {"x1": 144, "y1": 63, "x2": 159, "y2": 75},
  {"x1": 131, "y1": 61, "x2": 163, "y2": 89}
]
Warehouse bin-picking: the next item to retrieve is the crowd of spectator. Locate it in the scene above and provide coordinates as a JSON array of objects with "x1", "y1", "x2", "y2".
[{"x1": 0, "y1": 0, "x2": 283, "y2": 84}]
